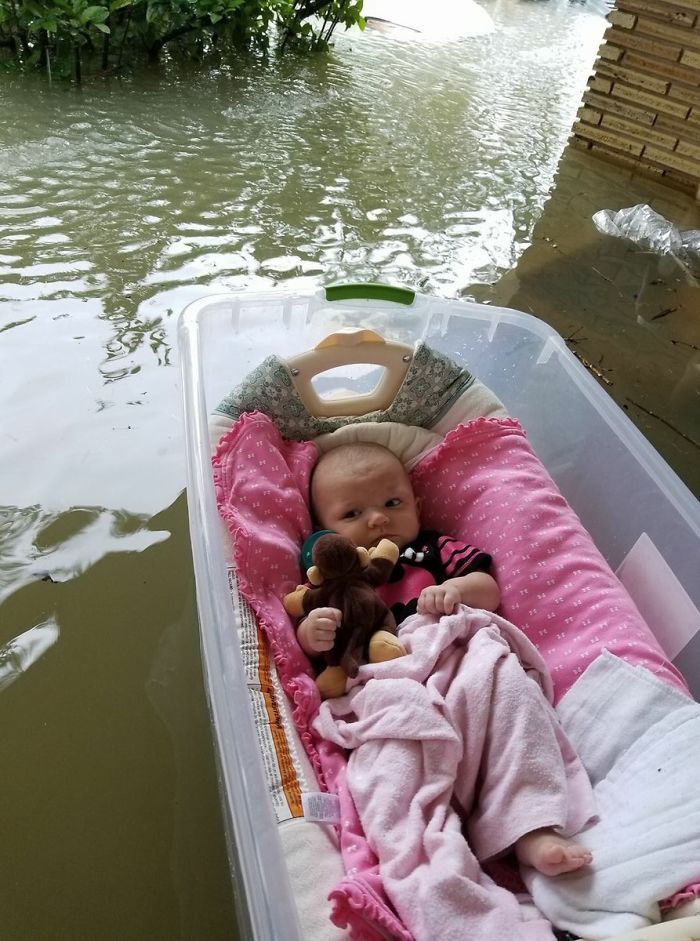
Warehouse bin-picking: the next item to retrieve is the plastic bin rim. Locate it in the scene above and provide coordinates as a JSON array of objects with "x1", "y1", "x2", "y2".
[
  {"x1": 179, "y1": 287, "x2": 566, "y2": 345},
  {"x1": 178, "y1": 287, "x2": 700, "y2": 536}
]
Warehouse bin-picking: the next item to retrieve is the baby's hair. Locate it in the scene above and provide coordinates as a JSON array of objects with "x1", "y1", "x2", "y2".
[
  {"x1": 316, "y1": 440, "x2": 400, "y2": 471},
  {"x1": 310, "y1": 442, "x2": 407, "y2": 519}
]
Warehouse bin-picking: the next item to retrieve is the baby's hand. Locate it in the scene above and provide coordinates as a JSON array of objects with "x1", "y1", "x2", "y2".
[
  {"x1": 417, "y1": 584, "x2": 462, "y2": 616},
  {"x1": 298, "y1": 607, "x2": 341, "y2": 655}
]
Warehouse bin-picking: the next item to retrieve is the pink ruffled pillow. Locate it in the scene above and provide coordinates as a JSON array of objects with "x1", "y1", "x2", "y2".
[
  {"x1": 411, "y1": 418, "x2": 688, "y2": 701},
  {"x1": 213, "y1": 412, "x2": 411, "y2": 941}
]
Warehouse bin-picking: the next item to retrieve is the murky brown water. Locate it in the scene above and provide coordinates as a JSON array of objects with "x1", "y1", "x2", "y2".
[
  {"x1": 483, "y1": 148, "x2": 700, "y2": 492},
  {"x1": 1, "y1": 2, "x2": 699, "y2": 938}
]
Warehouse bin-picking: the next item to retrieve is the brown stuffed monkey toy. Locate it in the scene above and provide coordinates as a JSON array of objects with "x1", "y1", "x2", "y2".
[{"x1": 283, "y1": 533, "x2": 406, "y2": 699}]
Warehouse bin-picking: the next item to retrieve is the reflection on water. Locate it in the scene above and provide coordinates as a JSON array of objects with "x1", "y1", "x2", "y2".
[
  {"x1": 1, "y1": 505, "x2": 170, "y2": 601},
  {"x1": 0, "y1": 617, "x2": 59, "y2": 691},
  {"x1": 0, "y1": 495, "x2": 234, "y2": 940},
  {"x1": 0, "y1": 0, "x2": 608, "y2": 513},
  {"x1": 363, "y1": 0, "x2": 496, "y2": 37},
  {"x1": 0, "y1": 0, "x2": 698, "y2": 937}
]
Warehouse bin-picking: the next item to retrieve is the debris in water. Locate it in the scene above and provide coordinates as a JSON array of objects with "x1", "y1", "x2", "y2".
[
  {"x1": 33, "y1": 571, "x2": 58, "y2": 583},
  {"x1": 592, "y1": 204, "x2": 700, "y2": 278},
  {"x1": 650, "y1": 306, "x2": 678, "y2": 321},
  {"x1": 570, "y1": 349, "x2": 613, "y2": 385},
  {"x1": 626, "y1": 399, "x2": 700, "y2": 449}
]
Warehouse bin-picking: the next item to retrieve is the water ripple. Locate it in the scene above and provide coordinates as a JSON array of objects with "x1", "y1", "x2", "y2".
[
  {"x1": 0, "y1": 505, "x2": 170, "y2": 603},
  {"x1": 0, "y1": 0, "x2": 610, "y2": 512}
]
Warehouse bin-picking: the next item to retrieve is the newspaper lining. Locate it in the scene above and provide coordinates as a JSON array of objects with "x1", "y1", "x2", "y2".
[{"x1": 228, "y1": 565, "x2": 304, "y2": 822}]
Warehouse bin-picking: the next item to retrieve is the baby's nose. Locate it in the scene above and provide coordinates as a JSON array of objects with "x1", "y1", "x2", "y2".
[{"x1": 368, "y1": 509, "x2": 389, "y2": 527}]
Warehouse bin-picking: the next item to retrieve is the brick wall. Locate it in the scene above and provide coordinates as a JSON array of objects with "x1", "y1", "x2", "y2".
[{"x1": 572, "y1": 0, "x2": 700, "y2": 198}]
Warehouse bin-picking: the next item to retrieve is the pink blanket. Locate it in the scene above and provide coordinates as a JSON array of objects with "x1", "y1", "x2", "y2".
[{"x1": 315, "y1": 608, "x2": 597, "y2": 941}]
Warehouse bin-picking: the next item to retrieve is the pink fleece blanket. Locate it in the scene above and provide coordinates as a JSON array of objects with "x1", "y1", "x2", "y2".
[
  {"x1": 315, "y1": 608, "x2": 597, "y2": 941},
  {"x1": 212, "y1": 411, "x2": 688, "y2": 940}
]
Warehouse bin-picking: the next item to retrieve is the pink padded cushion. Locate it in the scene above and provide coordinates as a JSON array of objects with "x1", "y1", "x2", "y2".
[
  {"x1": 411, "y1": 418, "x2": 688, "y2": 702},
  {"x1": 213, "y1": 412, "x2": 412, "y2": 941}
]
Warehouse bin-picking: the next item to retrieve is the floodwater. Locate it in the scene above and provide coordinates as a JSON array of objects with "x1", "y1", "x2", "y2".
[{"x1": 1, "y1": 1, "x2": 698, "y2": 938}]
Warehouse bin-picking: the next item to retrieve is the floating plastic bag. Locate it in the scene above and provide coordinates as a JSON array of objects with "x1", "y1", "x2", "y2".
[{"x1": 592, "y1": 203, "x2": 700, "y2": 276}]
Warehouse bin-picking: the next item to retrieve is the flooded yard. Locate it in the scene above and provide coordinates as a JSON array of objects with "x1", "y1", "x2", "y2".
[{"x1": 1, "y1": 1, "x2": 698, "y2": 937}]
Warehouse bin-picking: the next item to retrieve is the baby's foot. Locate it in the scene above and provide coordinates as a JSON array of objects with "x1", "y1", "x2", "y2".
[{"x1": 515, "y1": 828, "x2": 593, "y2": 876}]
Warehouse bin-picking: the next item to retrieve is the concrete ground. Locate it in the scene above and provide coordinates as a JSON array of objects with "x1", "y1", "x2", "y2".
[{"x1": 475, "y1": 145, "x2": 700, "y2": 496}]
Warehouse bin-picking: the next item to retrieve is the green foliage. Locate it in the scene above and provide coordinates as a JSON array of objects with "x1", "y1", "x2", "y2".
[
  {"x1": 280, "y1": 0, "x2": 364, "y2": 49},
  {"x1": 0, "y1": 0, "x2": 364, "y2": 79}
]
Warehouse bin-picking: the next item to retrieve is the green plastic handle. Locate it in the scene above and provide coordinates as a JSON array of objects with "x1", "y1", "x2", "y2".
[{"x1": 324, "y1": 282, "x2": 416, "y2": 306}]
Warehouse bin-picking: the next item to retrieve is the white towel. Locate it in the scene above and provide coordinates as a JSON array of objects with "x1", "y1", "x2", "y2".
[{"x1": 524, "y1": 651, "x2": 700, "y2": 941}]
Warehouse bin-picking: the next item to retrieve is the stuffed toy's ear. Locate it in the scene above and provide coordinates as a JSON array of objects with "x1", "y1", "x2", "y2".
[
  {"x1": 307, "y1": 566, "x2": 323, "y2": 586},
  {"x1": 356, "y1": 547, "x2": 370, "y2": 568}
]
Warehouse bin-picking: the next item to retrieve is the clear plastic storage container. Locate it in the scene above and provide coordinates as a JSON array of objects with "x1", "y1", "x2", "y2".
[{"x1": 178, "y1": 283, "x2": 700, "y2": 941}]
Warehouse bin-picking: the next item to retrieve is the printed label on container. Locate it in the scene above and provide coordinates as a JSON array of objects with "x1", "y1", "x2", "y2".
[{"x1": 302, "y1": 792, "x2": 341, "y2": 825}]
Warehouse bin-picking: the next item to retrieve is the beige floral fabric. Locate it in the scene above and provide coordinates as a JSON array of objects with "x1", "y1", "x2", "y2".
[{"x1": 214, "y1": 342, "x2": 475, "y2": 437}]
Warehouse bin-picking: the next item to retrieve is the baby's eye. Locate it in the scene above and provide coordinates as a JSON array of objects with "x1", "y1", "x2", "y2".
[
  {"x1": 342, "y1": 509, "x2": 360, "y2": 520},
  {"x1": 385, "y1": 498, "x2": 402, "y2": 508}
]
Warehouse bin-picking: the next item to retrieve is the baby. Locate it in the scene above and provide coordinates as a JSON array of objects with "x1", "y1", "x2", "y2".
[{"x1": 299, "y1": 440, "x2": 592, "y2": 878}]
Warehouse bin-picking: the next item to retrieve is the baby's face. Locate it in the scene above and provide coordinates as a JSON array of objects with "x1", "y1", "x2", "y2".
[{"x1": 312, "y1": 452, "x2": 421, "y2": 550}]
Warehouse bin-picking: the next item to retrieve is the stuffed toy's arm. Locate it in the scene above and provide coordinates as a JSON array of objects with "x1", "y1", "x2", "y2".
[{"x1": 282, "y1": 584, "x2": 311, "y2": 619}]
